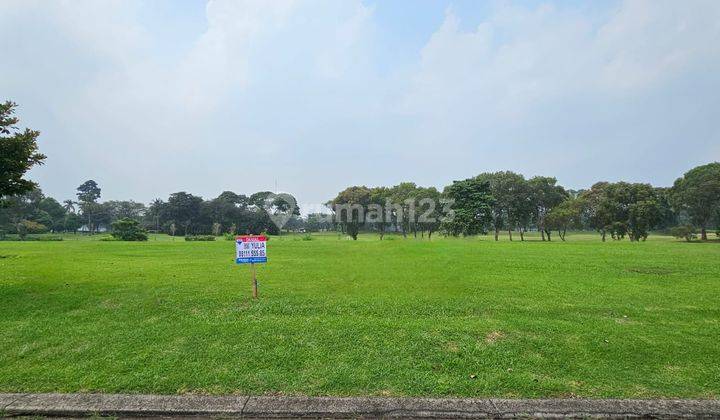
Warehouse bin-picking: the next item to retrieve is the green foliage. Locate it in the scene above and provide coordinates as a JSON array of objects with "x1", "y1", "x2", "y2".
[
  {"x1": 15, "y1": 221, "x2": 27, "y2": 239},
  {"x1": 0, "y1": 101, "x2": 46, "y2": 199},
  {"x1": 16, "y1": 219, "x2": 48, "y2": 239},
  {"x1": 579, "y1": 182, "x2": 660, "y2": 241},
  {"x1": 76, "y1": 180, "x2": 101, "y2": 203},
  {"x1": 473, "y1": 171, "x2": 541, "y2": 240},
  {"x1": 670, "y1": 225, "x2": 696, "y2": 242},
  {"x1": 165, "y1": 192, "x2": 204, "y2": 235},
  {"x1": 442, "y1": 177, "x2": 493, "y2": 236},
  {"x1": 528, "y1": 176, "x2": 568, "y2": 240},
  {"x1": 76, "y1": 180, "x2": 103, "y2": 234},
  {"x1": 0, "y1": 187, "x2": 74, "y2": 234},
  {"x1": 184, "y1": 235, "x2": 216, "y2": 241},
  {"x1": 607, "y1": 221, "x2": 628, "y2": 240},
  {"x1": 64, "y1": 213, "x2": 83, "y2": 232},
  {"x1": 671, "y1": 162, "x2": 720, "y2": 240},
  {"x1": 110, "y1": 218, "x2": 148, "y2": 241},
  {"x1": 38, "y1": 197, "x2": 66, "y2": 231},
  {"x1": 545, "y1": 197, "x2": 581, "y2": 241},
  {"x1": 305, "y1": 213, "x2": 334, "y2": 232},
  {"x1": 0, "y1": 234, "x2": 62, "y2": 241},
  {"x1": 330, "y1": 186, "x2": 372, "y2": 240}
]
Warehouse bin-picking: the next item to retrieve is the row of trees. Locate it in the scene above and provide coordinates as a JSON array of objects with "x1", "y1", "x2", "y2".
[
  {"x1": 0, "y1": 180, "x2": 301, "y2": 237},
  {"x1": 2, "y1": 100, "x2": 719, "y2": 241},
  {"x1": 145, "y1": 190, "x2": 298, "y2": 236},
  {"x1": 329, "y1": 183, "x2": 444, "y2": 240},
  {"x1": 2, "y1": 163, "x2": 718, "y2": 241},
  {"x1": 330, "y1": 163, "x2": 720, "y2": 241}
]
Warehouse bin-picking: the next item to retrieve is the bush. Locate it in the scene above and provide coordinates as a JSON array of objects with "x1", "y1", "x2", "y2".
[
  {"x1": 111, "y1": 218, "x2": 148, "y2": 241},
  {"x1": 670, "y1": 225, "x2": 696, "y2": 242},
  {"x1": 29, "y1": 235, "x2": 63, "y2": 241},
  {"x1": 0, "y1": 234, "x2": 63, "y2": 241},
  {"x1": 224, "y1": 233, "x2": 236, "y2": 241},
  {"x1": 16, "y1": 220, "x2": 48, "y2": 239},
  {"x1": 185, "y1": 235, "x2": 215, "y2": 241}
]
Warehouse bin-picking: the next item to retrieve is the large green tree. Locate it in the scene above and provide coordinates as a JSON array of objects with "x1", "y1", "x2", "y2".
[
  {"x1": 388, "y1": 182, "x2": 419, "y2": 238},
  {"x1": 0, "y1": 101, "x2": 45, "y2": 201},
  {"x1": 475, "y1": 171, "x2": 528, "y2": 241},
  {"x1": 39, "y1": 197, "x2": 67, "y2": 231},
  {"x1": 671, "y1": 162, "x2": 720, "y2": 240},
  {"x1": 166, "y1": 192, "x2": 204, "y2": 236},
  {"x1": 415, "y1": 186, "x2": 442, "y2": 239},
  {"x1": 579, "y1": 182, "x2": 616, "y2": 241},
  {"x1": 76, "y1": 180, "x2": 101, "y2": 203},
  {"x1": 528, "y1": 176, "x2": 568, "y2": 241},
  {"x1": 580, "y1": 182, "x2": 660, "y2": 241},
  {"x1": 545, "y1": 197, "x2": 582, "y2": 241},
  {"x1": 367, "y1": 186, "x2": 391, "y2": 239},
  {"x1": 441, "y1": 177, "x2": 493, "y2": 237},
  {"x1": 330, "y1": 186, "x2": 372, "y2": 240},
  {"x1": 76, "y1": 180, "x2": 101, "y2": 233}
]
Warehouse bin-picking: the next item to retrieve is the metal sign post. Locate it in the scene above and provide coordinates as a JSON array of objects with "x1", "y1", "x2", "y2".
[{"x1": 236, "y1": 235, "x2": 267, "y2": 299}]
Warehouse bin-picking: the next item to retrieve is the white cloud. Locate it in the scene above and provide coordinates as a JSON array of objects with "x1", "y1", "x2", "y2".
[{"x1": 398, "y1": 0, "x2": 720, "y2": 187}]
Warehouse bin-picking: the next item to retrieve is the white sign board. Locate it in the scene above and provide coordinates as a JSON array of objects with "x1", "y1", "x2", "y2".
[{"x1": 235, "y1": 235, "x2": 267, "y2": 264}]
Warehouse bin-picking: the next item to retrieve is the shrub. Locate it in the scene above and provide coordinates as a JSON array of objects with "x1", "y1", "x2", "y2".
[
  {"x1": 29, "y1": 235, "x2": 63, "y2": 241},
  {"x1": 0, "y1": 234, "x2": 64, "y2": 242},
  {"x1": 670, "y1": 225, "x2": 696, "y2": 242},
  {"x1": 185, "y1": 235, "x2": 215, "y2": 241},
  {"x1": 16, "y1": 220, "x2": 48, "y2": 239},
  {"x1": 111, "y1": 218, "x2": 148, "y2": 241}
]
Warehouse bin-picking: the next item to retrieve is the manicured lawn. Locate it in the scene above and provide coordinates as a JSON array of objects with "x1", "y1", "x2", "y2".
[{"x1": 0, "y1": 233, "x2": 718, "y2": 397}]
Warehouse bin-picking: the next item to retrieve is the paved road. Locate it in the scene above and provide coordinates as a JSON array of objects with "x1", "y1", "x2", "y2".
[{"x1": 2, "y1": 393, "x2": 719, "y2": 418}]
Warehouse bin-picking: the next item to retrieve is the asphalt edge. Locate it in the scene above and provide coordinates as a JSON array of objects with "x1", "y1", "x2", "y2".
[{"x1": 2, "y1": 393, "x2": 720, "y2": 418}]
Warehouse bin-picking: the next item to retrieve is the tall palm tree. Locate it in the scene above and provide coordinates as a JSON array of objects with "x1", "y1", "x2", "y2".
[{"x1": 62, "y1": 200, "x2": 76, "y2": 214}]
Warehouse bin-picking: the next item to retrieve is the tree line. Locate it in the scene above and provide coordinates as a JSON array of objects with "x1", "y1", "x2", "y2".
[
  {"x1": 0, "y1": 181, "x2": 299, "y2": 238},
  {"x1": 330, "y1": 164, "x2": 720, "y2": 241},
  {"x1": 2, "y1": 100, "x2": 719, "y2": 241}
]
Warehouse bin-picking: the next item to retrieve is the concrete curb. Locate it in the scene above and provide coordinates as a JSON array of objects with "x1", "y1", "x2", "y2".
[{"x1": 1, "y1": 393, "x2": 719, "y2": 418}]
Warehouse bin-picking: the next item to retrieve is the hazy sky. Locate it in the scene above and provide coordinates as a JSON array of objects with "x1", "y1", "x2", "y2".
[{"x1": 2, "y1": 0, "x2": 719, "y2": 208}]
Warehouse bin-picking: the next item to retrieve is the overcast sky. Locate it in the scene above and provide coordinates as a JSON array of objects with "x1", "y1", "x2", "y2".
[{"x1": 2, "y1": 0, "x2": 719, "y2": 208}]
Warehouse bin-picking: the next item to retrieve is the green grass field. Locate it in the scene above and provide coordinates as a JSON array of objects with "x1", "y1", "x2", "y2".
[{"x1": 1, "y1": 233, "x2": 718, "y2": 398}]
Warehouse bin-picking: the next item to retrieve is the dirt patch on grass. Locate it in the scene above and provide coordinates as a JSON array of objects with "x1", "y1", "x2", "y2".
[
  {"x1": 615, "y1": 315, "x2": 637, "y2": 324},
  {"x1": 485, "y1": 330, "x2": 505, "y2": 343}
]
